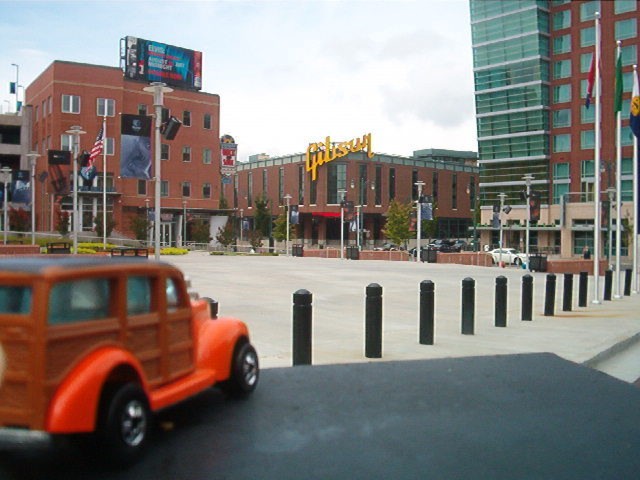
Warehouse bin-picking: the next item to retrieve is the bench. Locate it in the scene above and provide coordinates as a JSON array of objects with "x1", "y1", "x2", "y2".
[
  {"x1": 47, "y1": 242, "x2": 71, "y2": 254},
  {"x1": 110, "y1": 247, "x2": 149, "y2": 258}
]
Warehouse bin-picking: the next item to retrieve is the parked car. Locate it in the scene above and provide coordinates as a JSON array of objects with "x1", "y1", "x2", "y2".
[
  {"x1": 428, "y1": 239, "x2": 455, "y2": 251},
  {"x1": 409, "y1": 246, "x2": 429, "y2": 258},
  {"x1": 439, "y1": 240, "x2": 468, "y2": 253},
  {"x1": 0, "y1": 257, "x2": 259, "y2": 464},
  {"x1": 488, "y1": 248, "x2": 527, "y2": 265},
  {"x1": 374, "y1": 242, "x2": 400, "y2": 251}
]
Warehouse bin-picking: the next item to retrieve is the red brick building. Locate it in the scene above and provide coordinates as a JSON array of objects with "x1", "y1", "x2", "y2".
[{"x1": 25, "y1": 60, "x2": 223, "y2": 245}]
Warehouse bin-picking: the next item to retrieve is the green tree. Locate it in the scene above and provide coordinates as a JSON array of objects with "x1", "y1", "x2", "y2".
[
  {"x1": 253, "y1": 197, "x2": 272, "y2": 238},
  {"x1": 93, "y1": 213, "x2": 117, "y2": 239},
  {"x1": 8, "y1": 207, "x2": 29, "y2": 232},
  {"x1": 130, "y1": 214, "x2": 151, "y2": 241},
  {"x1": 219, "y1": 193, "x2": 229, "y2": 211},
  {"x1": 190, "y1": 219, "x2": 211, "y2": 244},
  {"x1": 248, "y1": 230, "x2": 263, "y2": 250},
  {"x1": 55, "y1": 210, "x2": 70, "y2": 236},
  {"x1": 272, "y1": 212, "x2": 296, "y2": 242},
  {"x1": 216, "y1": 219, "x2": 236, "y2": 249},
  {"x1": 383, "y1": 200, "x2": 412, "y2": 247}
]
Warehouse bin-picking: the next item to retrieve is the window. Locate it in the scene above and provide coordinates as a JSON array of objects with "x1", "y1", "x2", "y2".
[
  {"x1": 432, "y1": 172, "x2": 439, "y2": 201},
  {"x1": 182, "y1": 146, "x2": 191, "y2": 162},
  {"x1": 202, "y1": 148, "x2": 212, "y2": 164},
  {"x1": 60, "y1": 134, "x2": 73, "y2": 151},
  {"x1": 279, "y1": 168, "x2": 285, "y2": 204},
  {"x1": 615, "y1": 0, "x2": 637, "y2": 14},
  {"x1": 161, "y1": 180, "x2": 169, "y2": 197},
  {"x1": 580, "y1": 1, "x2": 600, "y2": 21},
  {"x1": 310, "y1": 175, "x2": 317, "y2": 205},
  {"x1": 202, "y1": 182, "x2": 211, "y2": 198},
  {"x1": 553, "y1": 10, "x2": 571, "y2": 30},
  {"x1": 553, "y1": 109, "x2": 571, "y2": 128},
  {"x1": 298, "y1": 165, "x2": 304, "y2": 205},
  {"x1": 621, "y1": 45, "x2": 637, "y2": 66},
  {"x1": 263, "y1": 169, "x2": 268, "y2": 196},
  {"x1": 580, "y1": 53, "x2": 593, "y2": 73},
  {"x1": 554, "y1": 162, "x2": 570, "y2": 180},
  {"x1": 326, "y1": 163, "x2": 346, "y2": 204},
  {"x1": 138, "y1": 104, "x2": 148, "y2": 116},
  {"x1": 182, "y1": 181, "x2": 191, "y2": 197},
  {"x1": 35, "y1": 105, "x2": 39, "y2": 121},
  {"x1": 375, "y1": 165, "x2": 382, "y2": 206},
  {"x1": 553, "y1": 60, "x2": 571, "y2": 79},
  {"x1": 553, "y1": 182, "x2": 570, "y2": 205},
  {"x1": 581, "y1": 104, "x2": 595, "y2": 123},
  {"x1": 203, "y1": 113, "x2": 212, "y2": 129},
  {"x1": 166, "y1": 278, "x2": 181, "y2": 310},
  {"x1": 580, "y1": 27, "x2": 595, "y2": 47},
  {"x1": 105, "y1": 137, "x2": 115, "y2": 156},
  {"x1": 553, "y1": 84, "x2": 571, "y2": 103},
  {"x1": 182, "y1": 110, "x2": 191, "y2": 127},
  {"x1": 247, "y1": 172, "x2": 253, "y2": 207},
  {"x1": 0, "y1": 286, "x2": 31, "y2": 314},
  {"x1": 452, "y1": 173, "x2": 458, "y2": 210},
  {"x1": 48, "y1": 96, "x2": 52, "y2": 114},
  {"x1": 553, "y1": 34, "x2": 571, "y2": 54},
  {"x1": 388, "y1": 168, "x2": 396, "y2": 201},
  {"x1": 161, "y1": 144, "x2": 169, "y2": 160},
  {"x1": 581, "y1": 130, "x2": 595, "y2": 149},
  {"x1": 622, "y1": 126, "x2": 634, "y2": 146},
  {"x1": 553, "y1": 134, "x2": 571, "y2": 152},
  {"x1": 48, "y1": 279, "x2": 110, "y2": 324},
  {"x1": 359, "y1": 164, "x2": 369, "y2": 206},
  {"x1": 61, "y1": 94, "x2": 80, "y2": 114},
  {"x1": 137, "y1": 180, "x2": 147, "y2": 195},
  {"x1": 615, "y1": 18, "x2": 637, "y2": 40},
  {"x1": 127, "y1": 277, "x2": 152, "y2": 315},
  {"x1": 97, "y1": 98, "x2": 115, "y2": 117}
]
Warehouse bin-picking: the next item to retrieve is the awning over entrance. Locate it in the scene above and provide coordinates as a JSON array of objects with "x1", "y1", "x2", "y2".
[{"x1": 312, "y1": 212, "x2": 341, "y2": 218}]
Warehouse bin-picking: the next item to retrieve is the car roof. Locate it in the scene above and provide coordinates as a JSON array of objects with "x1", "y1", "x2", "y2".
[{"x1": 0, "y1": 257, "x2": 171, "y2": 275}]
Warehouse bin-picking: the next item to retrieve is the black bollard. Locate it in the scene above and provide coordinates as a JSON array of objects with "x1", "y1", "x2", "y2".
[
  {"x1": 604, "y1": 270, "x2": 612, "y2": 301},
  {"x1": 419, "y1": 280, "x2": 435, "y2": 345},
  {"x1": 544, "y1": 273, "x2": 556, "y2": 316},
  {"x1": 495, "y1": 276, "x2": 507, "y2": 327},
  {"x1": 365, "y1": 283, "x2": 383, "y2": 358},
  {"x1": 461, "y1": 277, "x2": 475, "y2": 335},
  {"x1": 292, "y1": 289, "x2": 313, "y2": 366},
  {"x1": 562, "y1": 273, "x2": 573, "y2": 312},
  {"x1": 624, "y1": 268, "x2": 632, "y2": 296},
  {"x1": 521, "y1": 274, "x2": 533, "y2": 321},
  {"x1": 578, "y1": 271, "x2": 588, "y2": 307}
]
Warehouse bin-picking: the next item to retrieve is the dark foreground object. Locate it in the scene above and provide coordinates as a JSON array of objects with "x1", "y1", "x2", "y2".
[{"x1": 2, "y1": 353, "x2": 640, "y2": 479}]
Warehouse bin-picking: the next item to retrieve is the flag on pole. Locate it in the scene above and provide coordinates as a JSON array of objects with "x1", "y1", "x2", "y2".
[
  {"x1": 585, "y1": 55, "x2": 596, "y2": 109},
  {"x1": 631, "y1": 67, "x2": 640, "y2": 139},
  {"x1": 88, "y1": 127, "x2": 104, "y2": 166},
  {"x1": 614, "y1": 49, "x2": 623, "y2": 113}
]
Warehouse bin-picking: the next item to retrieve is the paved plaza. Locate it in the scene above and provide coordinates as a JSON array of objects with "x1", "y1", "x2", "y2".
[{"x1": 168, "y1": 252, "x2": 640, "y2": 380}]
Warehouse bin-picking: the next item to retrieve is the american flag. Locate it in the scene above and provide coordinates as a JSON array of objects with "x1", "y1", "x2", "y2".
[{"x1": 88, "y1": 126, "x2": 104, "y2": 166}]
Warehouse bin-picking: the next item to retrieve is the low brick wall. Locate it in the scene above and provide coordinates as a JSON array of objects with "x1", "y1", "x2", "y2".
[
  {"x1": 0, "y1": 244, "x2": 41, "y2": 255},
  {"x1": 301, "y1": 248, "x2": 409, "y2": 261},
  {"x1": 547, "y1": 259, "x2": 608, "y2": 276},
  {"x1": 437, "y1": 251, "x2": 494, "y2": 267}
]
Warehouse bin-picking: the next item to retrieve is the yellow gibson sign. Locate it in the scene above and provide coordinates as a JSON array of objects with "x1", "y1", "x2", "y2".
[{"x1": 306, "y1": 133, "x2": 374, "y2": 181}]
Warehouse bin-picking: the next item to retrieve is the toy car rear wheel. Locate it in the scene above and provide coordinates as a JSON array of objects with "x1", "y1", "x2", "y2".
[
  {"x1": 514, "y1": 258, "x2": 522, "y2": 265},
  {"x1": 221, "y1": 342, "x2": 259, "y2": 397},
  {"x1": 98, "y1": 383, "x2": 150, "y2": 464}
]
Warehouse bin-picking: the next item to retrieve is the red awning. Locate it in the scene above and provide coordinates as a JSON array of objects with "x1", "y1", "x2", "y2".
[{"x1": 312, "y1": 212, "x2": 341, "y2": 218}]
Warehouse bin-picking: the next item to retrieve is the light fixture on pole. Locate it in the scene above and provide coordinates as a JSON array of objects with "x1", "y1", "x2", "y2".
[
  {"x1": 65, "y1": 125, "x2": 86, "y2": 254},
  {"x1": 522, "y1": 174, "x2": 534, "y2": 271},
  {"x1": 11, "y1": 64, "x2": 19, "y2": 112},
  {"x1": 0, "y1": 167, "x2": 12, "y2": 244},
  {"x1": 143, "y1": 82, "x2": 173, "y2": 261},
  {"x1": 26, "y1": 152, "x2": 41, "y2": 245},
  {"x1": 415, "y1": 180, "x2": 425, "y2": 262},
  {"x1": 284, "y1": 194, "x2": 292, "y2": 256},
  {"x1": 338, "y1": 189, "x2": 346, "y2": 260}
]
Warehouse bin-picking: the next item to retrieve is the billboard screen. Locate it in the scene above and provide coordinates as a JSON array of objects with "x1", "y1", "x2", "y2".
[{"x1": 122, "y1": 36, "x2": 202, "y2": 90}]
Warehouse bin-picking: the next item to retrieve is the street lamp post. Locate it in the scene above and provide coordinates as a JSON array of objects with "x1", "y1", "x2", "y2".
[
  {"x1": 606, "y1": 187, "x2": 615, "y2": 268},
  {"x1": 239, "y1": 208, "x2": 244, "y2": 245},
  {"x1": 27, "y1": 152, "x2": 41, "y2": 245},
  {"x1": 498, "y1": 193, "x2": 507, "y2": 267},
  {"x1": 338, "y1": 189, "x2": 346, "y2": 259},
  {"x1": 284, "y1": 194, "x2": 292, "y2": 256},
  {"x1": 65, "y1": 126, "x2": 86, "y2": 254},
  {"x1": 182, "y1": 200, "x2": 187, "y2": 248},
  {"x1": 0, "y1": 167, "x2": 12, "y2": 244},
  {"x1": 523, "y1": 174, "x2": 534, "y2": 271},
  {"x1": 415, "y1": 180, "x2": 425, "y2": 262},
  {"x1": 143, "y1": 82, "x2": 173, "y2": 261}
]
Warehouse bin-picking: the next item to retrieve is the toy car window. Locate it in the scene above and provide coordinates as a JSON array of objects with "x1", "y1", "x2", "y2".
[
  {"x1": 127, "y1": 276, "x2": 152, "y2": 315},
  {"x1": 0, "y1": 286, "x2": 32, "y2": 314},
  {"x1": 166, "y1": 278, "x2": 180, "y2": 311},
  {"x1": 48, "y1": 278, "x2": 110, "y2": 325}
]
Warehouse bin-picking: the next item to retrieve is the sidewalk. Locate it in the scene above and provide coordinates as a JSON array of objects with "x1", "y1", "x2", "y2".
[{"x1": 169, "y1": 252, "x2": 640, "y2": 380}]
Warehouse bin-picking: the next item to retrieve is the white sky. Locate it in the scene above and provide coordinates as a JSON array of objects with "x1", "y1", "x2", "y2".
[{"x1": 0, "y1": 0, "x2": 477, "y2": 162}]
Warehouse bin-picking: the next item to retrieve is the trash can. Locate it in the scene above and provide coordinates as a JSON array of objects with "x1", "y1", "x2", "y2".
[
  {"x1": 425, "y1": 247, "x2": 438, "y2": 263},
  {"x1": 529, "y1": 254, "x2": 548, "y2": 272},
  {"x1": 347, "y1": 245, "x2": 359, "y2": 260},
  {"x1": 292, "y1": 244, "x2": 304, "y2": 257}
]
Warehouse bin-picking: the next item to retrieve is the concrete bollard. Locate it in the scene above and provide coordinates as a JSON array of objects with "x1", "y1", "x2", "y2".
[
  {"x1": 419, "y1": 280, "x2": 435, "y2": 345},
  {"x1": 544, "y1": 273, "x2": 556, "y2": 316},
  {"x1": 562, "y1": 273, "x2": 573, "y2": 312},
  {"x1": 604, "y1": 270, "x2": 612, "y2": 301},
  {"x1": 292, "y1": 289, "x2": 313, "y2": 366},
  {"x1": 521, "y1": 274, "x2": 533, "y2": 321},
  {"x1": 461, "y1": 277, "x2": 475, "y2": 335},
  {"x1": 578, "y1": 271, "x2": 588, "y2": 307},
  {"x1": 365, "y1": 283, "x2": 383, "y2": 358},
  {"x1": 495, "y1": 276, "x2": 507, "y2": 327}
]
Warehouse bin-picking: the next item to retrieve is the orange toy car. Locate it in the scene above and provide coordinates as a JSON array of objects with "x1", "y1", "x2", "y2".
[{"x1": 0, "y1": 257, "x2": 258, "y2": 463}]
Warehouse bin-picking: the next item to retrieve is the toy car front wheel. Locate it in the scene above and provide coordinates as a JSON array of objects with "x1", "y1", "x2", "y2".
[
  {"x1": 221, "y1": 342, "x2": 259, "y2": 397},
  {"x1": 514, "y1": 258, "x2": 522, "y2": 265},
  {"x1": 98, "y1": 383, "x2": 150, "y2": 464}
]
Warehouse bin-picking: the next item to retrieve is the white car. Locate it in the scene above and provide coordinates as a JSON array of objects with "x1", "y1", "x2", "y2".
[{"x1": 488, "y1": 248, "x2": 527, "y2": 266}]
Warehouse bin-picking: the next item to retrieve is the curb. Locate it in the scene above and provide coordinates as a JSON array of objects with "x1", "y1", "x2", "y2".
[{"x1": 582, "y1": 331, "x2": 640, "y2": 368}]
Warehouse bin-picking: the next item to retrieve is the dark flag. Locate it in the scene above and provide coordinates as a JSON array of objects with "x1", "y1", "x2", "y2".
[
  {"x1": 47, "y1": 150, "x2": 71, "y2": 195},
  {"x1": 121, "y1": 114, "x2": 152, "y2": 179}
]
